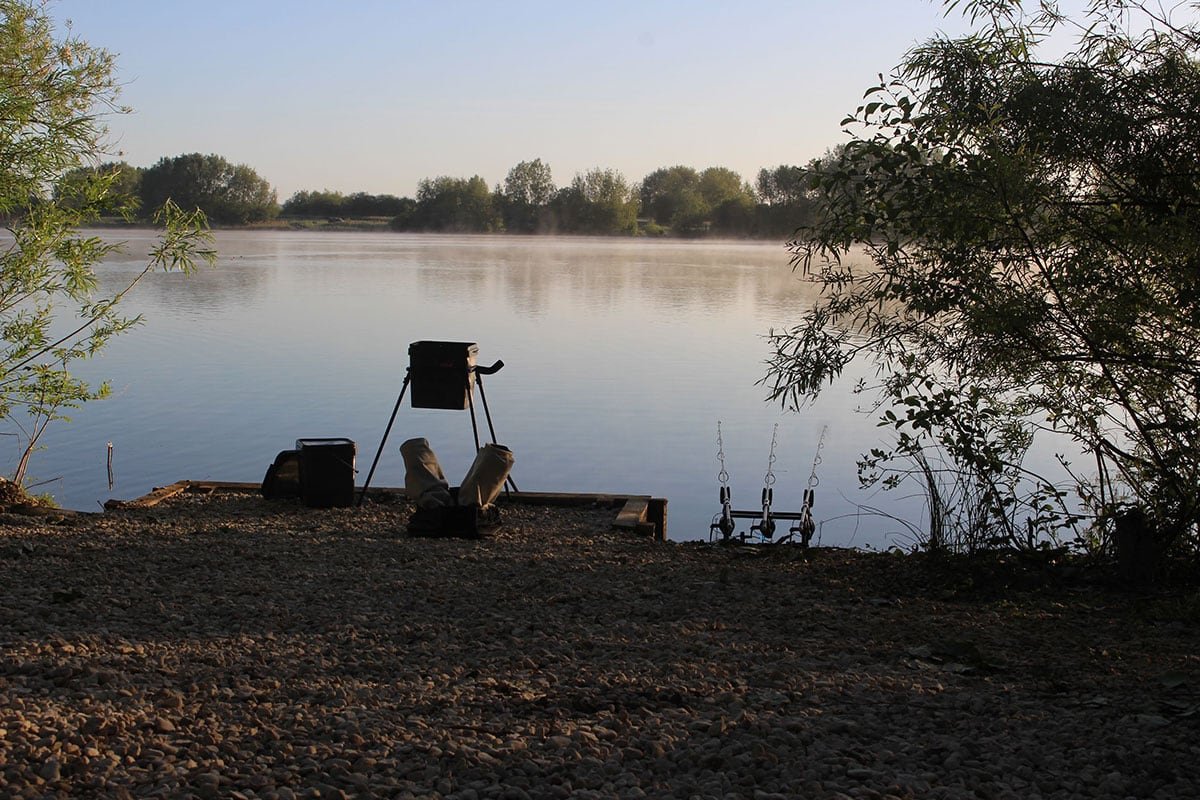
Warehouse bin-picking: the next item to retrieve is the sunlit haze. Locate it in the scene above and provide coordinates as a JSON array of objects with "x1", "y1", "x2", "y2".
[{"x1": 51, "y1": 1, "x2": 979, "y2": 200}]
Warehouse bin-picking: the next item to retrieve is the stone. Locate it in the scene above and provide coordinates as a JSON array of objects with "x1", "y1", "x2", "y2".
[{"x1": 38, "y1": 759, "x2": 61, "y2": 782}]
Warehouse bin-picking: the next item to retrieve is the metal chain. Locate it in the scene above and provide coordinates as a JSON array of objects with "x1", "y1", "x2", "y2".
[
  {"x1": 716, "y1": 421, "x2": 730, "y2": 488},
  {"x1": 807, "y1": 424, "x2": 828, "y2": 491},
  {"x1": 763, "y1": 423, "x2": 778, "y2": 488}
]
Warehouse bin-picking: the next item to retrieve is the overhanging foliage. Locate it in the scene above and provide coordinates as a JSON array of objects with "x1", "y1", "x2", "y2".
[
  {"x1": 1, "y1": 0, "x2": 214, "y2": 489},
  {"x1": 766, "y1": 0, "x2": 1200, "y2": 548}
]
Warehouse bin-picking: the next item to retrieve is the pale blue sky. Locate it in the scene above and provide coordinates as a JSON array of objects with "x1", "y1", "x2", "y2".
[{"x1": 51, "y1": 1, "x2": 979, "y2": 200}]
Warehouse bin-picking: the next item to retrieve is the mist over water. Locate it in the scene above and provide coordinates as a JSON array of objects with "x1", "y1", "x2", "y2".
[{"x1": 21, "y1": 230, "x2": 927, "y2": 546}]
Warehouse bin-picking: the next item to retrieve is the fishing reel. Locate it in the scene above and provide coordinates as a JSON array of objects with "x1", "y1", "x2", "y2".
[
  {"x1": 750, "y1": 487, "x2": 776, "y2": 539},
  {"x1": 712, "y1": 485, "x2": 736, "y2": 539},
  {"x1": 780, "y1": 488, "x2": 816, "y2": 547}
]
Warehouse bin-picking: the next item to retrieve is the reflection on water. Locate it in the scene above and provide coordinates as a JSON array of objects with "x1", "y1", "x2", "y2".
[{"x1": 17, "y1": 230, "x2": 923, "y2": 546}]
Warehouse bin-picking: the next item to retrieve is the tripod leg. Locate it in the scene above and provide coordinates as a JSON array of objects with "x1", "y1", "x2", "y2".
[
  {"x1": 357, "y1": 373, "x2": 410, "y2": 506},
  {"x1": 466, "y1": 376, "x2": 482, "y2": 452},
  {"x1": 476, "y1": 374, "x2": 499, "y2": 444},
  {"x1": 475, "y1": 374, "x2": 518, "y2": 493}
]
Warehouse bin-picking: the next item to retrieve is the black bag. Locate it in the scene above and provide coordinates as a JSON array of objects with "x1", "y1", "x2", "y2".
[
  {"x1": 406, "y1": 499, "x2": 501, "y2": 539},
  {"x1": 261, "y1": 450, "x2": 301, "y2": 499}
]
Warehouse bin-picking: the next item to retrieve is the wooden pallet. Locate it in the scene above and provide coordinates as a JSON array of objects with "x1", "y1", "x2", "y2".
[{"x1": 104, "y1": 481, "x2": 668, "y2": 540}]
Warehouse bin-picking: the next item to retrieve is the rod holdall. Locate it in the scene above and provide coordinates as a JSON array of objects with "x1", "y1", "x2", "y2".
[
  {"x1": 459, "y1": 443, "x2": 515, "y2": 508},
  {"x1": 400, "y1": 437, "x2": 453, "y2": 509}
]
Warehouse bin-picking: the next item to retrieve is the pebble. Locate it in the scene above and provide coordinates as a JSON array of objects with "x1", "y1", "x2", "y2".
[
  {"x1": 0, "y1": 492, "x2": 1196, "y2": 798},
  {"x1": 38, "y1": 759, "x2": 61, "y2": 782}
]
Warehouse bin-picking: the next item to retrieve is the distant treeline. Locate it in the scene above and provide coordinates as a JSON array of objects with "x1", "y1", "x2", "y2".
[
  {"x1": 53, "y1": 154, "x2": 825, "y2": 237},
  {"x1": 288, "y1": 160, "x2": 820, "y2": 238}
]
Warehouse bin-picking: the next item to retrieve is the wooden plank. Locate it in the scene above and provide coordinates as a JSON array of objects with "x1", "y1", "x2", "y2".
[
  {"x1": 614, "y1": 497, "x2": 650, "y2": 530},
  {"x1": 103, "y1": 480, "x2": 261, "y2": 510},
  {"x1": 615, "y1": 497, "x2": 668, "y2": 541},
  {"x1": 103, "y1": 480, "x2": 191, "y2": 510},
  {"x1": 498, "y1": 491, "x2": 636, "y2": 508},
  {"x1": 181, "y1": 481, "x2": 261, "y2": 492},
  {"x1": 648, "y1": 498, "x2": 668, "y2": 542}
]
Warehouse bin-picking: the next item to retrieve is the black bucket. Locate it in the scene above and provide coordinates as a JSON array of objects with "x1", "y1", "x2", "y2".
[
  {"x1": 408, "y1": 341, "x2": 478, "y2": 410},
  {"x1": 295, "y1": 438, "x2": 356, "y2": 508}
]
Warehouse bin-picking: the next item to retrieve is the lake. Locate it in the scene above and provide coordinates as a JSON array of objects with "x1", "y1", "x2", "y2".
[{"x1": 16, "y1": 229, "x2": 922, "y2": 547}]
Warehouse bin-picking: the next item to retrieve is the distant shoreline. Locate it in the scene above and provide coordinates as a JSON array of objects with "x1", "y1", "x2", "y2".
[{"x1": 83, "y1": 216, "x2": 795, "y2": 241}]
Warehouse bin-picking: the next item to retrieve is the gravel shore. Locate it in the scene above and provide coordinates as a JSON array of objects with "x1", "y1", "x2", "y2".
[{"x1": 1, "y1": 490, "x2": 1198, "y2": 799}]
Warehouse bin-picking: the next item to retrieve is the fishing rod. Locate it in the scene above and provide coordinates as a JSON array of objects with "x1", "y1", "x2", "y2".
[
  {"x1": 775, "y1": 424, "x2": 827, "y2": 546},
  {"x1": 709, "y1": 422, "x2": 828, "y2": 546}
]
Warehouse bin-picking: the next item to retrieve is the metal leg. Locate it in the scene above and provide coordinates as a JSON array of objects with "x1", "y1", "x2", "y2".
[
  {"x1": 466, "y1": 377, "x2": 482, "y2": 452},
  {"x1": 475, "y1": 373, "x2": 518, "y2": 493},
  {"x1": 357, "y1": 373, "x2": 410, "y2": 506},
  {"x1": 476, "y1": 374, "x2": 499, "y2": 443}
]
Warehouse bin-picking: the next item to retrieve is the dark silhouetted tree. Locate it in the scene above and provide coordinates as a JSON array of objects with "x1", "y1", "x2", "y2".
[{"x1": 140, "y1": 153, "x2": 277, "y2": 224}]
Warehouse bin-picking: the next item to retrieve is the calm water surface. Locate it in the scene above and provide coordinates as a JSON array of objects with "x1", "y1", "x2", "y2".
[{"x1": 20, "y1": 230, "x2": 920, "y2": 546}]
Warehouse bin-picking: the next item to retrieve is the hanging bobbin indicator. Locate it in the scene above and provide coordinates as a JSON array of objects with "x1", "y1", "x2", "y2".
[
  {"x1": 709, "y1": 422, "x2": 827, "y2": 546},
  {"x1": 750, "y1": 424, "x2": 778, "y2": 539},
  {"x1": 711, "y1": 422, "x2": 737, "y2": 540},
  {"x1": 786, "y1": 424, "x2": 826, "y2": 547}
]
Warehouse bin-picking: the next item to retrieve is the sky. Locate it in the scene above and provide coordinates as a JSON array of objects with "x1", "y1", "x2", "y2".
[{"x1": 48, "y1": 0, "x2": 984, "y2": 201}]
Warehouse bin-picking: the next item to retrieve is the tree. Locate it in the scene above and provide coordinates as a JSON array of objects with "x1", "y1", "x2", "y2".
[
  {"x1": 638, "y1": 165, "x2": 700, "y2": 227},
  {"x1": 698, "y1": 167, "x2": 755, "y2": 236},
  {"x1": 697, "y1": 167, "x2": 746, "y2": 207},
  {"x1": 281, "y1": 189, "x2": 346, "y2": 218},
  {"x1": 140, "y1": 153, "x2": 277, "y2": 225},
  {"x1": 501, "y1": 159, "x2": 555, "y2": 233},
  {"x1": 503, "y1": 159, "x2": 555, "y2": 207},
  {"x1": 54, "y1": 161, "x2": 142, "y2": 217},
  {"x1": 755, "y1": 165, "x2": 808, "y2": 206},
  {"x1": 712, "y1": 194, "x2": 756, "y2": 237},
  {"x1": 666, "y1": 186, "x2": 709, "y2": 235},
  {"x1": 0, "y1": 0, "x2": 214, "y2": 489},
  {"x1": 343, "y1": 192, "x2": 406, "y2": 218},
  {"x1": 403, "y1": 175, "x2": 500, "y2": 232},
  {"x1": 752, "y1": 164, "x2": 819, "y2": 237},
  {"x1": 283, "y1": 190, "x2": 409, "y2": 219},
  {"x1": 765, "y1": 0, "x2": 1200, "y2": 552},
  {"x1": 557, "y1": 168, "x2": 638, "y2": 235},
  {"x1": 638, "y1": 165, "x2": 755, "y2": 235},
  {"x1": 387, "y1": 197, "x2": 418, "y2": 230},
  {"x1": 222, "y1": 162, "x2": 277, "y2": 224}
]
